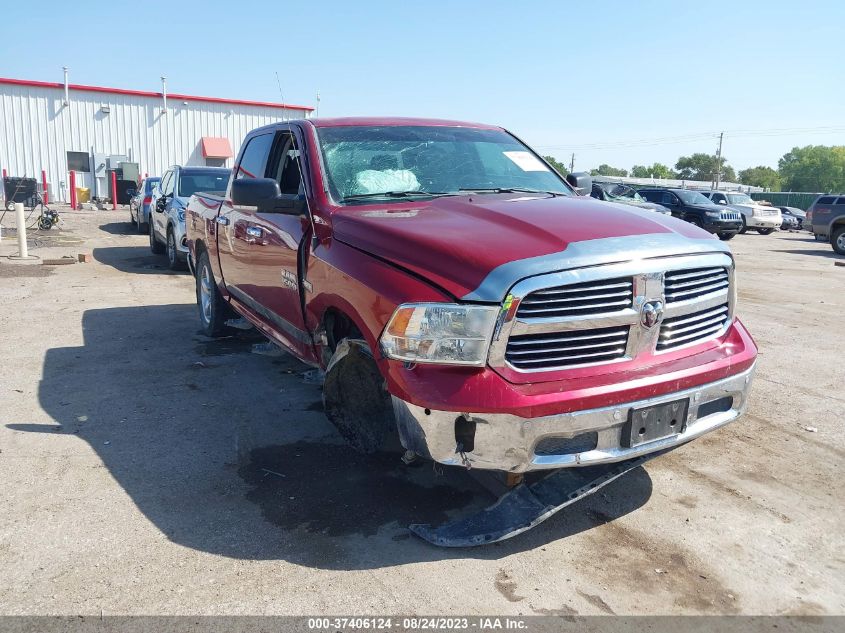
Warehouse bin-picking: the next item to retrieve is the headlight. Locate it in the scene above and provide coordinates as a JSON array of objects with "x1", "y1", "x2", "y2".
[
  {"x1": 178, "y1": 210, "x2": 185, "y2": 222},
  {"x1": 381, "y1": 303, "x2": 499, "y2": 366},
  {"x1": 705, "y1": 211, "x2": 722, "y2": 218}
]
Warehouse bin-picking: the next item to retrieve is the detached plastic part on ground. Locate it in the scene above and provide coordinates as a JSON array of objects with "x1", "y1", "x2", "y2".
[{"x1": 410, "y1": 449, "x2": 670, "y2": 547}]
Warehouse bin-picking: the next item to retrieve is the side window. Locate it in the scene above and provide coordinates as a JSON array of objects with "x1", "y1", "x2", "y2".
[
  {"x1": 236, "y1": 133, "x2": 274, "y2": 180},
  {"x1": 816, "y1": 196, "x2": 836, "y2": 205},
  {"x1": 835, "y1": 197, "x2": 845, "y2": 205},
  {"x1": 268, "y1": 133, "x2": 304, "y2": 196},
  {"x1": 661, "y1": 192, "x2": 675, "y2": 205},
  {"x1": 711, "y1": 193, "x2": 725, "y2": 203}
]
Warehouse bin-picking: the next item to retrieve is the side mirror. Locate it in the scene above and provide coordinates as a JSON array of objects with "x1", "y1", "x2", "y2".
[
  {"x1": 231, "y1": 178, "x2": 304, "y2": 215},
  {"x1": 566, "y1": 172, "x2": 593, "y2": 196},
  {"x1": 155, "y1": 197, "x2": 166, "y2": 212}
]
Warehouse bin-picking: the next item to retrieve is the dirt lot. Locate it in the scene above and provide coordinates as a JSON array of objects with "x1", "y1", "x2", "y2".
[{"x1": 0, "y1": 208, "x2": 843, "y2": 616}]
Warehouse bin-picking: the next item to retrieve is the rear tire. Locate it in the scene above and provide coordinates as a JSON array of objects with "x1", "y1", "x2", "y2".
[
  {"x1": 718, "y1": 232, "x2": 736, "y2": 241},
  {"x1": 136, "y1": 209, "x2": 146, "y2": 234},
  {"x1": 832, "y1": 226, "x2": 845, "y2": 256},
  {"x1": 196, "y1": 250, "x2": 232, "y2": 337},
  {"x1": 757, "y1": 228, "x2": 774, "y2": 235},
  {"x1": 739, "y1": 216, "x2": 748, "y2": 234},
  {"x1": 149, "y1": 220, "x2": 165, "y2": 254}
]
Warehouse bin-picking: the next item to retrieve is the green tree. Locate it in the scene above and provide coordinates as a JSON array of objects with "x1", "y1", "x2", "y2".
[
  {"x1": 778, "y1": 145, "x2": 845, "y2": 192},
  {"x1": 738, "y1": 166, "x2": 782, "y2": 191},
  {"x1": 675, "y1": 153, "x2": 735, "y2": 183},
  {"x1": 630, "y1": 163, "x2": 676, "y2": 179},
  {"x1": 589, "y1": 164, "x2": 628, "y2": 177},
  {"x1": 542, "y1": 155, "x2": 569, "y2": 176}
]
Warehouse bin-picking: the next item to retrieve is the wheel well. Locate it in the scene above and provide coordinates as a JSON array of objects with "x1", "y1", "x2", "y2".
[
  {"x1": 323, "y1": 308, "x2": 364, "y2": 352},
  {"x1": 194, "y1": 239, "x2": 207, "y2": 260}
]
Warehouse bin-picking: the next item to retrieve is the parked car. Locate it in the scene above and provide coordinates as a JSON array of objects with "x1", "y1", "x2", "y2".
[
  {"x1": 700, "y1": 191, "x2": 781, "y2": 234},
  {"x1": 128, "y1": 177, "x2": 160, "y2": 233},
  {"x1": 807, "y1": 194, "x2": 845, "y2": 255},
  {"x1": 637, "y1": 188, "x2": 743, "y2": 240},
  {"x1": 187, "y1": 117, "x2": 757, "y2": 493},
  {"x1": 591, "y1": 182, "x2": 671, "y2": 214},
  {"x1": 778, "y1": 206, "x2": 806, "y2": 230},
  {"x1": 149, "y1": 166, "x2": 230, "y2": 269}
]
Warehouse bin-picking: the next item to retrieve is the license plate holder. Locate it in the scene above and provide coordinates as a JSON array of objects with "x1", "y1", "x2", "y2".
[{"x1": 623, "y1": 398, "x2": 689, "y2": 448}]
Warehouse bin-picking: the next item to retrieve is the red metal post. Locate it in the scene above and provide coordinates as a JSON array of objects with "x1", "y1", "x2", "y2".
[
  {"x1": 69, "y1": 170, "x2": 77, "y2": 209},
  {"x1": 111, "y1": 171, "x2": 117, "y2": 210},
  {"x1": 2, "y1": 168, "x2": 6, "y2": 178},
  {"x1": 41, "y1": 170, "x2": 49, "y2": 204}
]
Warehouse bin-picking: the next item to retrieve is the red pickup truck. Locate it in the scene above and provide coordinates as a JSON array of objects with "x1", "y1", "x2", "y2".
[{"x1": 186, "y1": 117, "x2": 757, "y2": 477}]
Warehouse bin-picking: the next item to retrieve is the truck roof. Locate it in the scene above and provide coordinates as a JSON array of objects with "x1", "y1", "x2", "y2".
[{"x1": 308, "y1": 116, "x2": 502, "y2": 130}]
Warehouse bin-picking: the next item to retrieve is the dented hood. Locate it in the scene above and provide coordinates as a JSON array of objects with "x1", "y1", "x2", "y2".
[{"x1": 331, "y1": 194, "x2": 717, "y2": 301}]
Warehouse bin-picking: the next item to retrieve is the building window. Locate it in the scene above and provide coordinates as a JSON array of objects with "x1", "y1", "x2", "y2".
[{"x1": 67, "y1": 151, "x2": 91, "y2": 173}]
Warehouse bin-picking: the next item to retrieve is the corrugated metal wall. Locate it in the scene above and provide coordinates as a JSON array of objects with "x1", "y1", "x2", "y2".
[{"x1": 0, "y1": 82, "x2": 309, "y2": 202}]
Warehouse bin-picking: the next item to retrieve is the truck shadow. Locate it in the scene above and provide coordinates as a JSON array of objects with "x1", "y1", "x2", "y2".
[
  {"x1": 93, "y1": 246, "x2": 180, "y2": 274},
  {"x1": 14, "y1": 304, "x2": 652, "y2": 569}
]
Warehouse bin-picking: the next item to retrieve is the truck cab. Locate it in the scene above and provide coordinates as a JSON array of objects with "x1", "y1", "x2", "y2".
[{"x1": 186, "y1": 118, "x2": 757, "y2": 475}]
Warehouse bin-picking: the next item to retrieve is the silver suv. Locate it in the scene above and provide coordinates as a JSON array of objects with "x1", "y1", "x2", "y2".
[
  {"x1": 149, "y1": 166, "x2": 230, "y2": 269},
  {"x1": 807, "y1": 194, "x2": 845, "y2": 255}
]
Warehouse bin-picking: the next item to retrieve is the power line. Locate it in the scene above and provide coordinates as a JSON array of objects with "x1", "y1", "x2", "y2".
[{"x1": 535, "y1": 125, "x2": 845, "y2": 152}]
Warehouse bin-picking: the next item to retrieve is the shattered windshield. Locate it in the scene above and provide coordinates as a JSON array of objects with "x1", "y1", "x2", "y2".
[
  {"x1": 316, "y1": 125, "x2": 572, "y2": 204},
  {"x1": 604, "y1": 184, "x2": 644, "y2": 201}
]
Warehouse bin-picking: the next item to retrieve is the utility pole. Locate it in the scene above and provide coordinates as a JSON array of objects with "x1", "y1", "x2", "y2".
[
  {"x1": 570, "y1": 153, "x2": 575, "y2": 172},
  {"x1": 714, "y1": 131, "x2": 724, "y2": 190}
]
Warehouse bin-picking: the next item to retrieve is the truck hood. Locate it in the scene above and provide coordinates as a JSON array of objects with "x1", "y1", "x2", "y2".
[{"x1": 332, "y1": 194, "x2": 721, "y2": 301}]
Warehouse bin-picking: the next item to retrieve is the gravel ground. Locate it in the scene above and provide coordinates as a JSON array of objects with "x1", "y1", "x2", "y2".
[{"x1": 0, "y1": 208, "x2": 843, "y2": 616}]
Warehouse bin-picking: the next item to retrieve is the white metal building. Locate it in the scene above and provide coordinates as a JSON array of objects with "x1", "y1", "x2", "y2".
[{"x1": 0, "y1": 75, "x2": 313, "y2": 203}]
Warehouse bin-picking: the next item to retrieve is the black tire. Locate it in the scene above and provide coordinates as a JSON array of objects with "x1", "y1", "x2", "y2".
[
  {"x1": 814, "y1": 234, "x2": 825, "y2": 242},
  {"x1": 38, "y1": 216, "x2": 53, "y2": 231},
  {"x1": 757, "y1": 228, "x2": 774, "y2": 235},
  {"x1": 149, "y1": 219, "x2": 165, "y2": 254},
  {"x1": 323, "y1": 339, "x2": 400, "y2": 455},
  {"x1": 739, "y1": 216, "x2": 748, "y2": 234},
  {"x1": 718, "y1": 232, "x2": 736, "y2": 241},
  {"x1": 195, "y1": 250, "x2": 232, "y2": 337},
  {"x1": 166, "y1": 228, "x2": 184, "y2": 270},
  {"x1": 136, "y1": 209, "x2": 146, "y2": 234},
  {"x1": 832, "y1": 226, "x2": 845, "y2": 256}
]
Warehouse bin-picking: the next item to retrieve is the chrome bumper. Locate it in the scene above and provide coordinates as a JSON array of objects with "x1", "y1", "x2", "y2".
[
  {"x1": 392, "y1": 363, "x2": 756, "y2": 473},
  {"x1": 747, "y1": 217, "x2": 781, "y2": 228}
]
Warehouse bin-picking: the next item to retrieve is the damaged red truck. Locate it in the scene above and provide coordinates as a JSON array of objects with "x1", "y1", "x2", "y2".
[{"x1": 186, "y1": 117, "x2": 757, "y2": 485}]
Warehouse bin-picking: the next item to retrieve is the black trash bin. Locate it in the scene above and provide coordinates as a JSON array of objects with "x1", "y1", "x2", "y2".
[{"x1": 3, "y1": 177, "x2": 39, "y2": 207}]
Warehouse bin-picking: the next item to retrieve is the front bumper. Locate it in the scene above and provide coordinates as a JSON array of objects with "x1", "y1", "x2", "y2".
[
  {"x1": 746, "y1": 216, "x2": 781, "y2": 229},
  {"x1": 702, "y1": 219, "x2": 742, "y2": 233},
  {"x1": 392, "y1": 363, "x2": 756, "y2": 472}
]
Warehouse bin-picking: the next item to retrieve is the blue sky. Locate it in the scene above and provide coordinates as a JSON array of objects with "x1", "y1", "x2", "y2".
[{"x1": 2, "y1": 0, "x2": 843, "y2": 172}]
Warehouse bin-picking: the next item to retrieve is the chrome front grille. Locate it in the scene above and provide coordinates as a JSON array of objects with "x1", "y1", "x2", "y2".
[
  {"x1": 658, "y1": 303, "x2": 730, "y2": 351},
  {"x1": 505, "y1": 325, "x2": 629, "y2": 370},
  {"x1": 664, "y1": 267, "x2": 729, "y2": 303},
  {"x1": 517, "y1": 277, "x2": 633, "y2": 318},
  {"x1": 489, "y1": 252, "x2": 735, "y2": 374},
  {"x1": 721, "y1": 210, "x2": 741, "y2": 221}
]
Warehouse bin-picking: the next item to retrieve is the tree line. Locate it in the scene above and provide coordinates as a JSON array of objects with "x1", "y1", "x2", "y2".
[{"x1": 543, "y1": 145, "x2": 845, "y2": 192}]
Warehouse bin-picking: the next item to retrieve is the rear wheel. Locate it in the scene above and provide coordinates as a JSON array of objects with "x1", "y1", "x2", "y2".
[
  {"x1": 739, "y1": 216, "x2": 748, "y2": 234},
  {"x1": 757, "y1": 227, "x2": 774, "y2": 235},
  {"x1": 196, "y1": 250, "x2": 232, "y2": 337},
  {"x1": 718, "y1": 232, "x2": 736, "y2": 241},
  {"x1": 149, "y1": 219, "x2": 164, "y2": 254},
  {"x1": 832, "y1": 226, "x2": 845, "y2": 256},
  {"x1": 136, "y1": 209, "x2": 146, "y2": 233}
]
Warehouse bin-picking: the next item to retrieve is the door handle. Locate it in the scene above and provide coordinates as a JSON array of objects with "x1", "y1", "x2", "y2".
[
  {"x1": 216, "y1": 216, "x2": 230, "y2": 226},
  {"x1": 246, "y1": 226, "x2": 263, "y2": 238}
]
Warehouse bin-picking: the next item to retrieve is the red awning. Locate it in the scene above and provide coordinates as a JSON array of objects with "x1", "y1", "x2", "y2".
[{"x1": 201, "y1": 137, "x2": 233, "y2": 159}]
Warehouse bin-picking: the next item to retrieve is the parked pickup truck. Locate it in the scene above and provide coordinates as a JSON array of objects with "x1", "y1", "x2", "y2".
[{"x1": 186, "y1": 117, "x2": 757, "y2": 475}]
